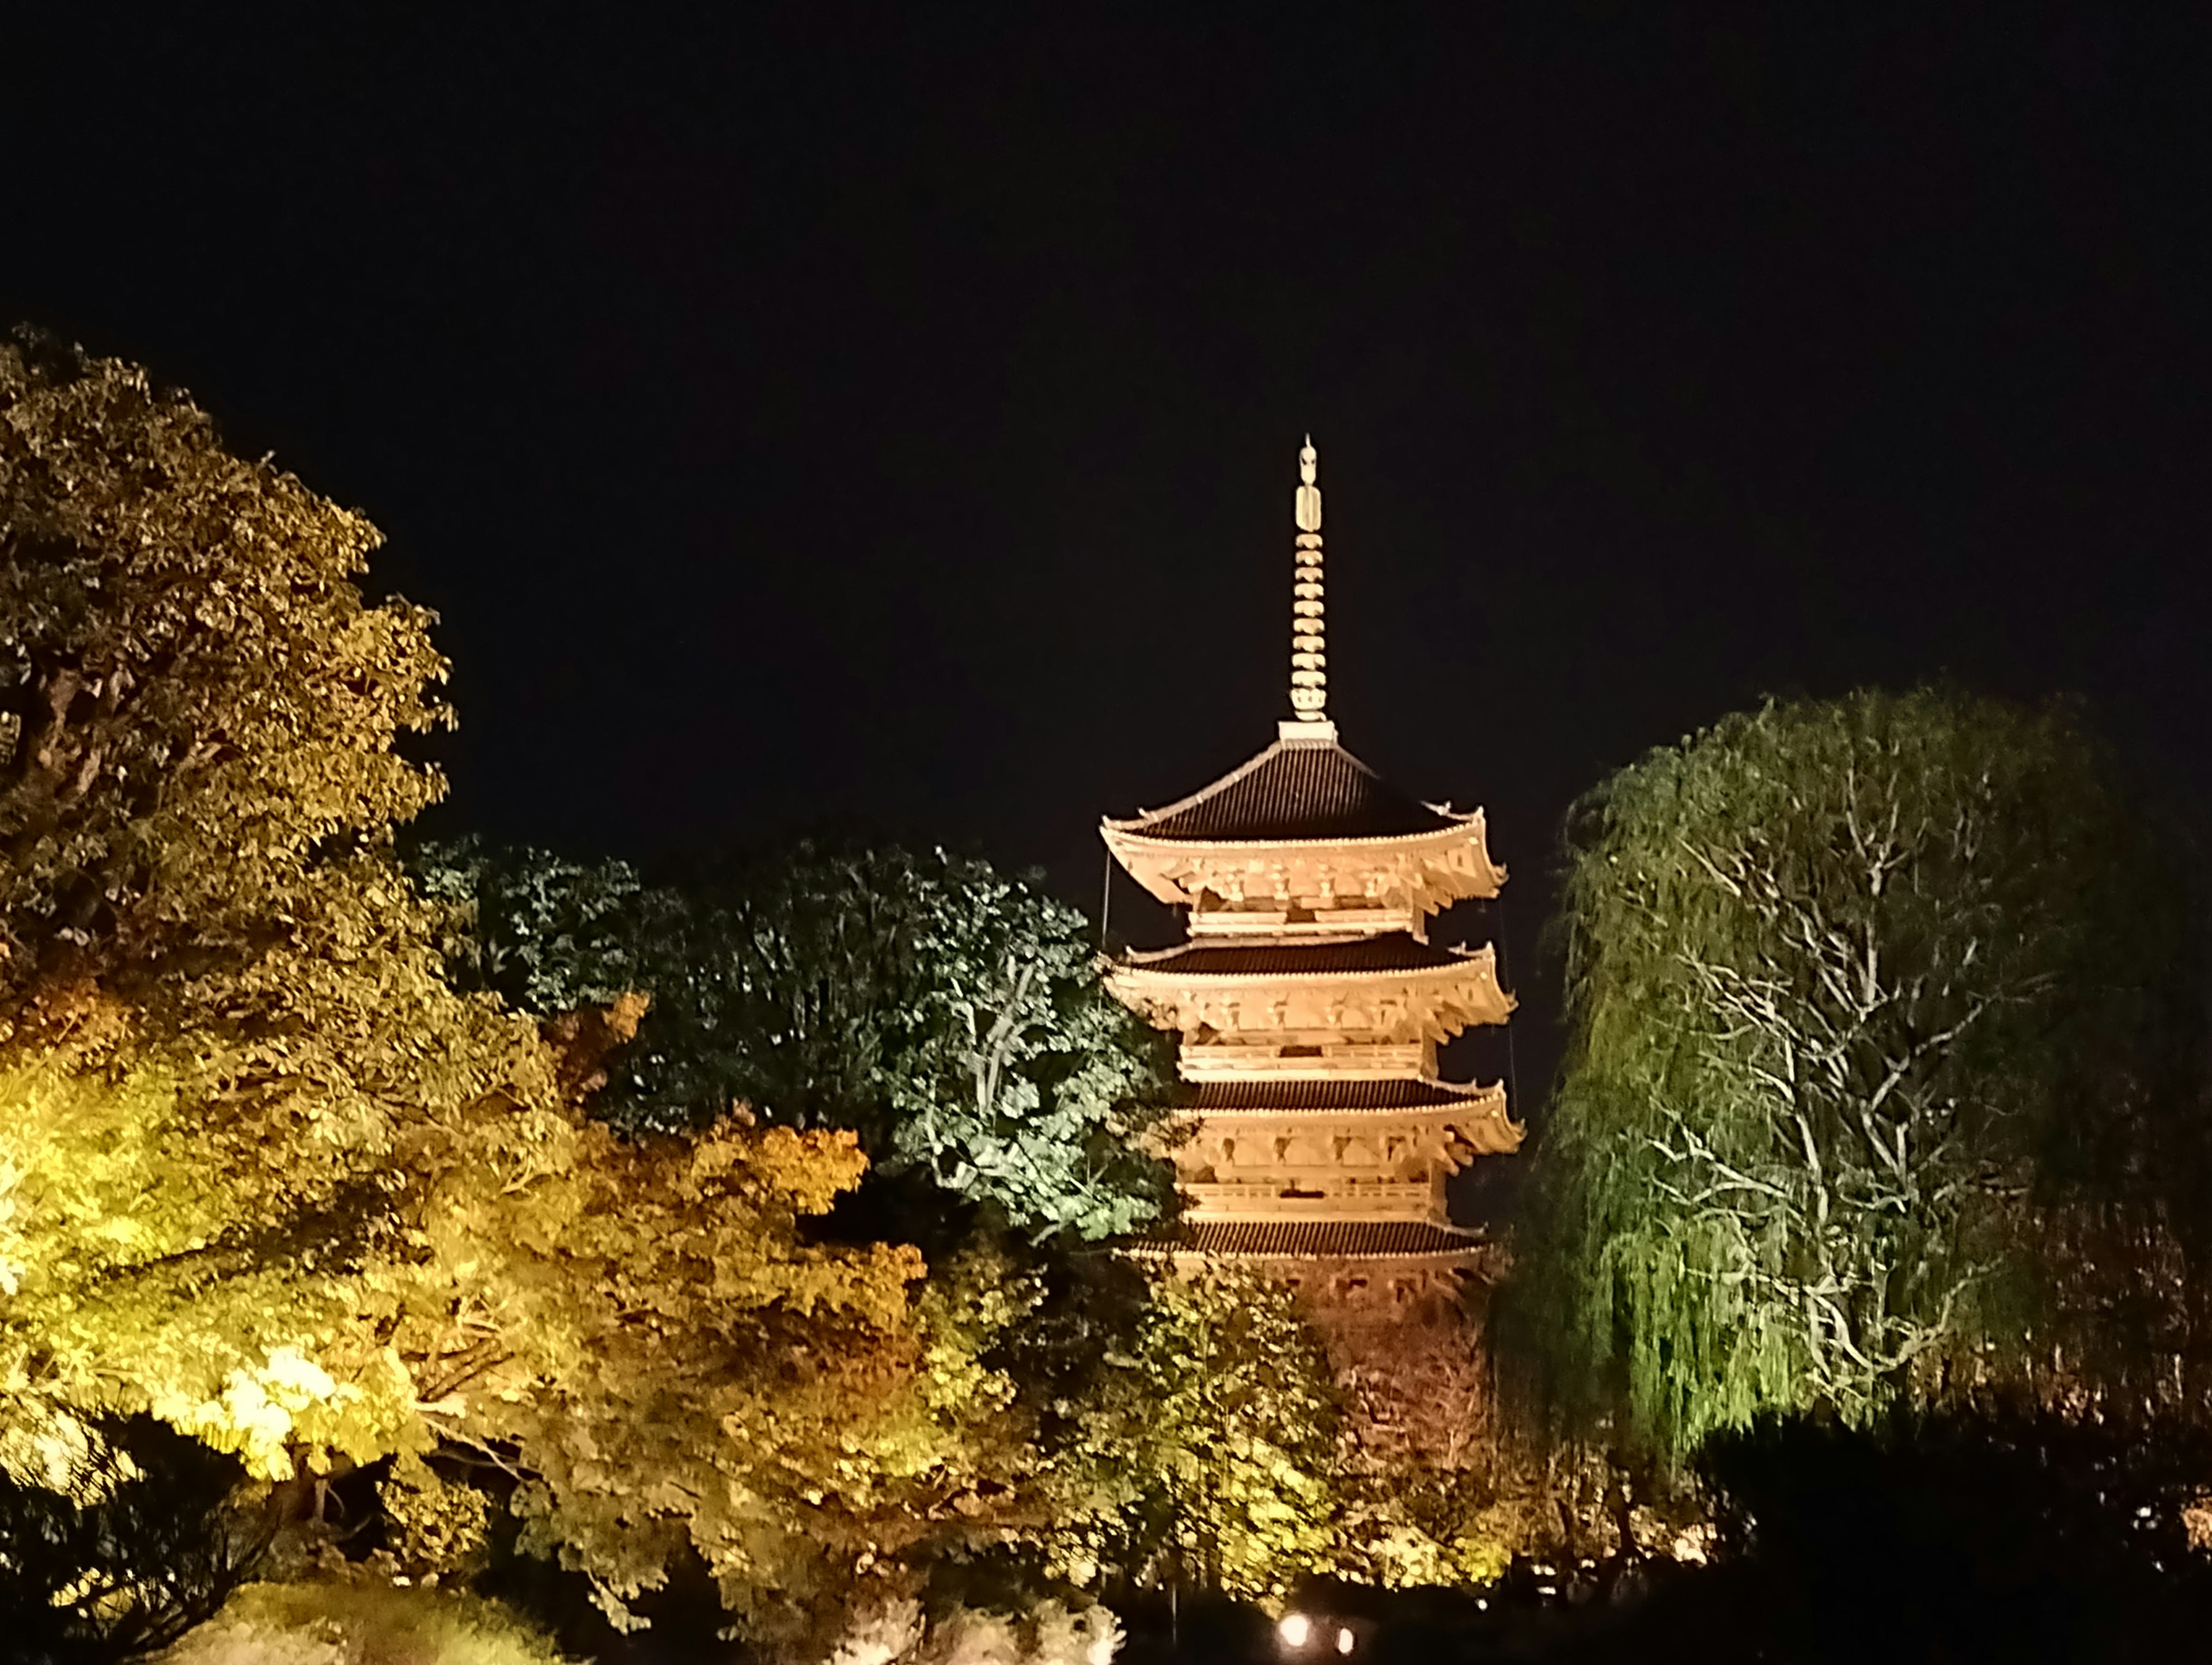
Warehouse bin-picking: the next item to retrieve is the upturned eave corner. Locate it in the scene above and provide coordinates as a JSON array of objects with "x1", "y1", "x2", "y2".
[
  {"x1": 1101, "y1": 950, "x2": 1516, "y2": 1048},
  {"x1": 1099, "y1": 814, "x2": 1507, "y2": 913}
]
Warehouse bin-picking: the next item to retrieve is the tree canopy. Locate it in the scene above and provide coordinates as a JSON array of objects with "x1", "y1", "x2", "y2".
[
  {"x1": 0, "y1": 338, "x2": 1023, "y2": 1648},
  {"x1": 0, "y1": 331, "x2": 538, "y2": 1132},
  {"x1": 413, "y1": 839, "x2": 1178, "y2": 1243},
  {"x1": 1511, "y1": 689, "x2": 2209, "y2": 1458},
  {"x1": 0, "y1": 331, "x2": 548, "y2": 1491},
  {"x1": 1035, "y1": 1265, "x2": 1342, "y2": 1603}
]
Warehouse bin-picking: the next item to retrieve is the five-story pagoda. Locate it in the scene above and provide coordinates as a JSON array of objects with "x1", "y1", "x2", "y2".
[{"x1": 1103, "y1": 441, "x2": 1522, "y2": 1323}]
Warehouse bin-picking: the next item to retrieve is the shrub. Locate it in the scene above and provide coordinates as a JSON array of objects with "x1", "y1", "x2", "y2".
[
  {"x1": 0, "y1": 1416, "x2": 262, "y2": 1664},
  {"x1": 825, "y1": 1599, "x2": 1120, "y2": 1665},
  {"x1": 158, "y1": 1580, "x2": 571, "y2": 1665}
]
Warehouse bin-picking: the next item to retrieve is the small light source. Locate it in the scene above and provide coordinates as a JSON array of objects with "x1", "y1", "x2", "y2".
[
  {"x1": 1278, "y1": 1614, "x2": 1312, "y2": 1649},
  {"x1": 1335, "y1": 1627, "x2": 1355, "y2": 1655}
]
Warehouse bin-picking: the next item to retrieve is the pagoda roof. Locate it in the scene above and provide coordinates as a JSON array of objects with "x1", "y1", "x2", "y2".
[
  {"x1": 1121, "y1": 930, "x2": 1467, "y2": 977},
  {"x1": 1190, "y1": 1078, "x2": 1501, "y2": 1113},
  {"x1": 1158, "y1": 1219, "x2": 1489, "y2": 1260},
  {"x1": 1104, "y1": 732, "x2": 1469, "y2": 845}
]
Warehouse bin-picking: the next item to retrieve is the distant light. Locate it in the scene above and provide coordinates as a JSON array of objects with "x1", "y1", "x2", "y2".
[
  {"x1": 1475, "y1": 1599, "x2": 1488, "y2": 1611},
  {"x1": 1278, "y1": 1614, "x2": 1312, "y2": 1648},
  {"x1": 1335, "y1": 1627, "x2": 1355, "y2": 1655}
]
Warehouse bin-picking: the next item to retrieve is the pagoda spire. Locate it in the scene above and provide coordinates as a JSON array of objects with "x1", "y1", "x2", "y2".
[{"x1": 1287, "y1": 437, "x2": 1330, "y2": 730}]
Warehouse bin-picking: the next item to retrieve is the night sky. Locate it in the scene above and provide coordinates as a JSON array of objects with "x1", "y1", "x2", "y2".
[{"x1": 6, "y1": 11, "x2": 2209, "y2": 1114}]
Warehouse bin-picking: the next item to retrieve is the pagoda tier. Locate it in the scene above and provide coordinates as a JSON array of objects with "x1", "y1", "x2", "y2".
[
  {"x1": 1104, "y1": 932, "x2": 1513, "y2": 1080},
  {"x1": 1102, "y1": 439, "x2": 1521, "y2": 1314},
  {"x1": 1173, "y1": 1076, "x2": 1512, "y2": 1222},
  {"x1": 1101, "y1": 731, "x2": 1505, "y2": 931}
]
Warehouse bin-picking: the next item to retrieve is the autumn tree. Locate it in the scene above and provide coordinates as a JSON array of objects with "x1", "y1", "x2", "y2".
[
  {"x1": 374, "y1": 1069, "x2": 1016, "y2": 1645},
  {"x1": 1511, "y1": 689, "x2": 2207, "y2": 1458},
  {"x1": 414, "y1": 839, "x2": 1179, "y2": 1242},
  {"x1": 0, "y1": 333, "x2": 539, "y2": 1105},
  {"x1": 0, "y1": 330, "x2": 551, "y2": 1483},
  {"x1": 0, "y1": 337, "x2": 1018, "y2": 1652}
]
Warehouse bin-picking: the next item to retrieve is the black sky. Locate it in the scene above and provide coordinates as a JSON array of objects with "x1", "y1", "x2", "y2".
[{"x1": 5, "y1": 9, "x2": 2209, "y2": 1112}]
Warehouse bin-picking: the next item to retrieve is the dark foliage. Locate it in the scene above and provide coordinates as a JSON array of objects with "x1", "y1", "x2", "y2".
[
  {"x1": 0, "y1": 1417, "x2": 266, "y2": 1664},
  {"x1": 1323, "y1": 1414, "x2": 2212, "y2": 1664},
  {"x1": 1677, "y1": 1413, "x2": 2212, "y2": 1662}
]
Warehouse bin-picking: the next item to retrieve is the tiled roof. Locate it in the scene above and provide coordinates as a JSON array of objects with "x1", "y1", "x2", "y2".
[
  {"x1": 1162, "y1": 1219, "x2": 1488, "y2": 1258},
  {"x1": 1107, "y1": 737, "x2": 1464, "y2": 843},
  {"x1": 1120, "y1": 931, "x2": 1468, "y2": 977},
  {"x1": 1190, "y1": 1078, "x2": 1496, "y2": 1112}
]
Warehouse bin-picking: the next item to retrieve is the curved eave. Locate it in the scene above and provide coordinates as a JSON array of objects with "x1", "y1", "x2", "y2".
[
  {"x1": 1194, "y1": 1078, "x2": 1509, "y2": 1111},
  {"x1": 1161, "y1": 1248, "x2": 1489, "y2": 1264},
  {"x1": 1099, "y1": 813, "x2": 1495, "y2": 861},
  {"x1": 1187, "y1": 1091, "x2": 1522, "y2": 1151},
  {"x1": 1098, "y1": 734, "x2": 1472, "y2": 842},
  {"x1": 1130, "y1": 1234, "x2": 1499, "y2": 1265},
  {"x1": 1105, "y1": 954, "x2": 1517, "y2": 1041},
  {"x1": 1100, "y1": 813, "x2": 1506, "y2": 908},
  {"x1": 1107, "y1": 944, "x2": 1505, "y2": 990},
  {"x1": 1099, "y1": 802, "x2": 1480, "y2": 841}
]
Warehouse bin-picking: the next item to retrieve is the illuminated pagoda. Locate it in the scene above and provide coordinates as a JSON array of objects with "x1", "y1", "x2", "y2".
[{"x1": 1103, "y1": 439, "x2": 1522, "y2": 1322}]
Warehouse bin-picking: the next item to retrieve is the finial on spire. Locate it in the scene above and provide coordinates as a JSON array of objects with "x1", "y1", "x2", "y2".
[{"x1": 1286, "y1": 437, "x2": 1330, "y2": 732}]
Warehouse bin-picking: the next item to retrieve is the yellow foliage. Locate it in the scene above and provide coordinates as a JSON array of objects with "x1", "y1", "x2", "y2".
[
  {"x1": 0, "y1": 1060, "x2": 421, "y2": 1495},
  {"x1": 0, "y1": 340, "x2": 1015, "y2": 1644},
  {"x1": 382, "y1": 1099, "x2": 1003, "y2": 1640},
  {"x1": 0, "y1": 334, "x2": 554, "y2": 1172},
  {"x1": 0, "y1": 333, "x2": 555, "y2": 1496},
  {"x1": 380, "y1": 1458, "x2": 493, "y2": 1580},
  {"x1": 158, "y1": 1579, "x2": 573, "y2": 1665}
]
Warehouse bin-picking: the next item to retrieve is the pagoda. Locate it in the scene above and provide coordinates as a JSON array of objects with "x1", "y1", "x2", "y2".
[{"x1": 1102, "y1": 440, "x2": 1522, "y2": 1323}]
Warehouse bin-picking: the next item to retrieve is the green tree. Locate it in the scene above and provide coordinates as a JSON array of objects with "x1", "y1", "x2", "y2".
[
  {"x1": 414, "y1": 841, "x2": 1178, "y2": 1243},
  {"x1": 408, "y1": 834, "x2": 645, "y2": 1018},
  {"x1": 1041, "y1": 1266, "x2": 1341, "y2": 1603},
  {"x1": 1512, "y1": 689, "x2": 2206, "y2": 1458}
]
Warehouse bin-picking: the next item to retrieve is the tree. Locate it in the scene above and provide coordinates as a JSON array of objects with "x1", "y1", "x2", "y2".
[
  {"x1": 0, "y1": 340, "x2": 1012, "y2": 1652},
  {"x1": 1040, "y1": 1265, "x2": 1341, "y2": 1604},
  {"x1": 1512, "y1": 689, "x2": 2207, "y2": 1458},
  {"x1": 413, "y1": 840, "x2": 1178, "y2": 1243},
  {"x1": 0, "y1": 1055, "x2": 422, "y2": 1495},
  {"x1": 0, "y1": 331, "x2": 542, "y2": 1125},
  {"x1": 0, "y1": 332, "x2": 547, "y2": 1486},
  {"x1": 408, "y1": 835, "x2": 646, "y2": 1018},
  {"x1": 373, "y1": 1060, "x2": 1016, "y2": 1647}
]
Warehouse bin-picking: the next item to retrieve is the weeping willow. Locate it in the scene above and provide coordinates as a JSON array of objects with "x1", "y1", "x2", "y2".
[{"x1": 1508, "y1": 689, "x2": 2206, "y2": 1458}]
